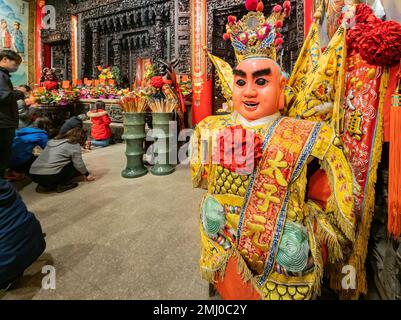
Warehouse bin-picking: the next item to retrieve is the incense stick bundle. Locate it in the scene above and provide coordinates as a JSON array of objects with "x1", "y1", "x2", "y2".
[
  {"x1": 148, "y1": 98, "x2": 178, "y2": 113},
  {"x1": 119, "y1": 94, "x2": 148, "y2": 113}
]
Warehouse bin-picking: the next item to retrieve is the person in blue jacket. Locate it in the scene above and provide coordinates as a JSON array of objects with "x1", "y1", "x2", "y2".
[
  {"x1": 0, "y1": 179, "x2": 46, "y2": 291},
  {"x1": 7, "y1": 117, "x2": 51, "y2": 180}
]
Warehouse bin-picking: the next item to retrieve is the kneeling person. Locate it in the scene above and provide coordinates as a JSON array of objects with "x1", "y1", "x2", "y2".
[
  {"x1": 30, "y1": 128, "x2": 95, "y2": 193},
  {"x1": 87, "y1": 101, "x2": 112, "y2": 148}
]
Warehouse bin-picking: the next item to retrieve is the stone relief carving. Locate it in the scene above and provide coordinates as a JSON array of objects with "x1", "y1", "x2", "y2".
[{"x1": 43, "y1": 0, "x2": 303, "y2": 88}]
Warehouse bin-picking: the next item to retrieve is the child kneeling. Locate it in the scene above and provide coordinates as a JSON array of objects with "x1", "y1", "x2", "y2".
[{"x1": 87, "y1": 100, "x2": 112, "y2": 148}]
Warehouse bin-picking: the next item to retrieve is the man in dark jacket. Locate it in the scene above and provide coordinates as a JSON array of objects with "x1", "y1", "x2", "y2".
[
  {"x1": 0, "y1": 50, "x2": 22, "y2": 178},
  {"x1": 0, "y1": 179, "x2": 46, "y2": 290},
  {"x1": 59, "y1": 114, "x2": 85, "y2": 135}
]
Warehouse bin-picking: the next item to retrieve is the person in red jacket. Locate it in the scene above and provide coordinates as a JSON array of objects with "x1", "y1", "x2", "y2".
[{"x1": 87, "y1": 101, "x2": 112, "y2": 148}]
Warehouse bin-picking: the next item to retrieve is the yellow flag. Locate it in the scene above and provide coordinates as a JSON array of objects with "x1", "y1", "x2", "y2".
[
  {"x1": 288, "y1": 23, "x2": 347, "y2": 135},
  {"x1": 288, "y1": 21, "x2": 321, "y2": 96},
  {"x1": 207, "y1": 52, "x2": 234, "y2": 102}
]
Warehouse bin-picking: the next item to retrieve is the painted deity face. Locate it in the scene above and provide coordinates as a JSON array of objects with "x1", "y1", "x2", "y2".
[{"x1": 232, "y1": 58, "x2": 286, "y2": 121}]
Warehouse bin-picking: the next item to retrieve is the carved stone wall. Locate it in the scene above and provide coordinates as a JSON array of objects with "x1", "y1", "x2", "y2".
[
  {"x1": 41, "y1": 0, "x2": 177, "y2": 83},
  {"x1": 41, "y1": 0, "x2": 72, "y2": 43},
  {"x1": 42, "y1": 0, "x2": 304, "y2": 86},
  {"x1": 177, "y1": 0, "x2": 191, "y2": 74},
  {"x1": 41, "y1": 0, "x2": 72, "y2": 80},
  {"x1": 77, "y1": 0, "x2": 176, "y2": 83}
]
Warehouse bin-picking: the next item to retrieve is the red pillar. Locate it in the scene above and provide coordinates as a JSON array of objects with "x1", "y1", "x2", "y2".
[
  {"x1": 304, "y1": 0, "x2": 314, "y2": 37},
  {"x1": 35, "y1": 0, "x2": 46, "y2": 85},
  {"x1": 193, "y1": 78, "x2": 213, "y2": 125},
  {"x1": 191, "y1": 0, "x2": 213, "y2": 126}
]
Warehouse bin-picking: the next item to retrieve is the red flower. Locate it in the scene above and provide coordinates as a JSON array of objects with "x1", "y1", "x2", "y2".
[
  {"x1": 43, "y1": 81, "x2": 58, "y2": 91},
  {"x1": 217, "y1": 126, "x2": 263, "y2": 175},
  {"x1": 150, "y1": 76, "x2": 165, "y2": 89},
  {"x1": 223, "y1": 33, "x2": 231, "y2": 41}
]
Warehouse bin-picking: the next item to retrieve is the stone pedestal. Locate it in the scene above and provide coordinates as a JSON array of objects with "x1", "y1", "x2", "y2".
[
  {"x1": 121, "y1": 112, "x2": 148, "y2": 179},
  {"x1": 150, "y1": 112, "x2": 175, "y2": 176}
]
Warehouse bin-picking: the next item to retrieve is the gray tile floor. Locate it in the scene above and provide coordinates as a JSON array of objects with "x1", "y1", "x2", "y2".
[{"x1": 1, "y1": 143, "x2": 210, "y2": 300}]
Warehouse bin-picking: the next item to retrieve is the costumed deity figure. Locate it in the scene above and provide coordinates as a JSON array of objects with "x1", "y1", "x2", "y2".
[
  {"x1": 11, "y1": 22, "x2": 24, "y2": 54},
  {"x1": 0, "y1": 19, "x2": 12, "y2": 50},
  {"x1": 190, "y1": 1, "x2": 356, "y2": 300},
  {"x1": 40, "y1": 68, "x2": 59, "y2": 91},
  {"x1": 288, "y1": 2, "x2": 401, "y2": 299}
]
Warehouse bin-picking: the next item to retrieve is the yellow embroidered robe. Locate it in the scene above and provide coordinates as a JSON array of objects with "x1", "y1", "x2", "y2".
[{"x1": 191, "y1": 112, "x2": 356, "y2": 300}]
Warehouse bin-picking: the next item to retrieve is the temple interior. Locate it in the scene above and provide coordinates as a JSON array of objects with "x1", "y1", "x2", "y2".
[{"x1": 0, "y1": 0, "x2": 400, "y2": 301}]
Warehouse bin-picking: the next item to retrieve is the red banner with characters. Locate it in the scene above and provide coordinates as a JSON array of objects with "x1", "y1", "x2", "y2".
[
  {"x1": 338, "y1": 53, "x2": 387, "y2": 296},
  {"x1": 341, "y1": 54, "x2": 383, "y2": 219}
]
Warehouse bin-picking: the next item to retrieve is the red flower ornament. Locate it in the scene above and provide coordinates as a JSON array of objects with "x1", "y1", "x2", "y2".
[
  {"x1": 217, "y1": 126, "x2": 263, "y2": 175},
  {"x1": 150, "y1": 76, "x2": 165, "y2": 89}
]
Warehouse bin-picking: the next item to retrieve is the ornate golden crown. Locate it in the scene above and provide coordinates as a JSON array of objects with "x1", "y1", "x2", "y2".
[{"x1": 224, "y1": 1, "x2": 292, "y2": 63}]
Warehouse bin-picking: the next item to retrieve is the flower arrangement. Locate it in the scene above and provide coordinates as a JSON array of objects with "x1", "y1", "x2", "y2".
[
  {"x1": 110, "y1": 66, "x2": 121, "y2": 85},
  {"x1": 32, "y1": 90, "x2": 60, "y2": 105},
  {"x1": 116, "y1": 88, "x2": 131, "y2": 97},
  {"x1": 78, "y1": 85, "x2": 130, "y2": 99},
  {"x1": 58, "y1": 88, "x2": 80, "y2": 104},
  {"x1": 97, "y1": 65, "x2": 114, "y2": 81},
  {"x1": 31, "y1": 88, "x2": 79, "y2": 106},
  {"x1": 178, "y1": 76, "x2": 192, "y2": 97},
  {"x1": 144, "y1": 61, "x2": 156, "y2": 81}
]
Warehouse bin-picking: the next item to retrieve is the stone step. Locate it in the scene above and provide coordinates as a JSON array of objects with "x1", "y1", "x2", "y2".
[{"x1": 83, "y1": 121, "x2": 124, "y2": 141}]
